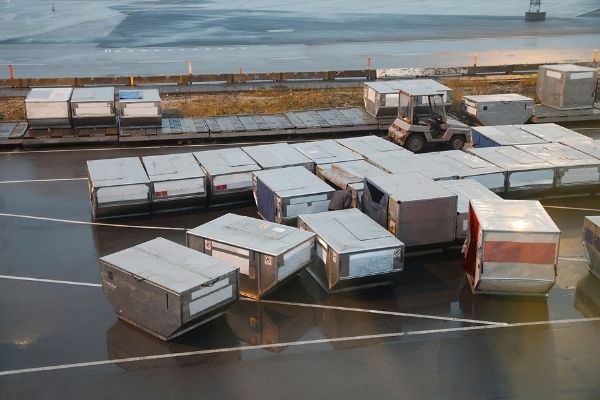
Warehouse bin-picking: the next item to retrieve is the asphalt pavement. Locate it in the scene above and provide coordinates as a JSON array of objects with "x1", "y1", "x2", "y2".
[{"x1": 0, "y1": 143, "x2": 599, "y2": 399}]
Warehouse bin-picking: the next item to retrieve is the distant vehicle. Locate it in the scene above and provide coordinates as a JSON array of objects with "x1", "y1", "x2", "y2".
[{"x1": 387, "y1": 85, "x2": 470, "y2": 153}]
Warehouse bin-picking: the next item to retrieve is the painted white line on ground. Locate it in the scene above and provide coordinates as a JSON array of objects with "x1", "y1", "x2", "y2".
[
  {"x1": 558, "y1": 256, "x2": 589, "y2": 262},
  {"x1": 272, "y1": 56, "x2": 312, "y2": 60},
  {"x1": 244, "y1": 298, "x2": 505, "y2": 326},
  {"x1": 1, "y1": 317, "x2": 598, "y2": 377},
  {"x1": 0, "y1": 63, "x2": 47, "y2": 66},
  {"x1": 0, "y1": 178, "x2": 87, "y2": 184},
  {"x1": 0, "y1": 275, "x2": 102, "y2": 288},
  {"x1": 0, "y1": 213, "x2": 187, "y2": 231},
  {"x1": 137, "y1": 60, "x2": 185, "y2": 64},
  {"x1": 544, "y1": 205, "x2": 600, "y2": 212}
]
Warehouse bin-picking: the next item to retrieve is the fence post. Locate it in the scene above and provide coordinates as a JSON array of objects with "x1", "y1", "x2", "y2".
[{"x1": 8, "y1": 64, "x2": 14, "y2": 80}]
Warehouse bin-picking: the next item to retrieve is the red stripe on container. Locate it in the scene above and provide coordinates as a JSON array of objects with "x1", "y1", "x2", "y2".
[{"x1": 483, "y1": 241, "x2": 557, "y2": 264}]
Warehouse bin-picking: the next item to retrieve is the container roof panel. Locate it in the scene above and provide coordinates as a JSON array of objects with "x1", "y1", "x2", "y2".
[
  {"x1": 118, "y1": 89, "x2": 161, "y2": 103},
  {"x1": 463, "y1": 94, "x2": 533, "y2": 102},
  {"x1": 366, "y1": 172, "x2": 456, "y2": 202},
  {"x1": 519, "y1": 123, "x2": 591, "y2": 143},
  {"x1": 298, "y1": 208, "x2": 402, "y2": 253},
  {"x1": 562, "y1": 140, "x2": 600, "y2": 159},
  {"x1": 515, "y1": 143, "x2": 600, "y2": 167},
  {"x1": 241, "y1": 143, "x2": 312, "y2": 169},
  {"x1": 188, "y1": 213, "x2": 315, "y2": 256},
  {"x1": 439, "y1": 179, "x2": 501, "y2": 213},
  {"x1": 100, "y1": 238, "x2": 237, "y2": 293},
  {"x1": 25, "y1": 87, "x2": 73, "y2": 102},
  {"x1": 471, "y1": 199, "x2": 560, "y2": 233},
  {"x1": 467, "y1": 147, "x2": 554, "y2": 170},
  {"x1": 254, "y1": 166, "x2": 334, "y2": 197},
  {"x1": 543, "y1": 64, "x2": 596, "y2": 72},
  {"x1": 87, "y1": 157, "x2": 149, "y2": 187},
  {"x1": 293, "y1": 140, "x2": 363, "y2": 164},
  {"x1": 71, "y1": 87, "x2": 114, "y2": 102},
  {"x1": 335, "y1": 135, "x2": 404, "y2": 156},
  {"x1": 193, "y1": 148, "x2": 261, "y2": 175},
  {"x1": 142, "y1": 153, "x2": 205, "y2": 181}
]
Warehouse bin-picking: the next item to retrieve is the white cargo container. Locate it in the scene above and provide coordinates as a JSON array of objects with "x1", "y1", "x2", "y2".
[
  {"x1": 362, "y1": 172, "x2": 458, "y2": 247},
  {"x1": 298, "y1": 209, "x2": 404, "y2": 293},
  {"x1": 141, "y1": 153, "x2": 207, "y2": 212},
  {"x1": 253, "y1": 166, "x2": 335, "y2": 225},
  {"x1": 438, "y1": 179, "x2": 502, "y2": 240},
  {"x1": 293, "y1": 139, "x2": 363, "y2": 165},
  {"x1": 70, "y1": 87, "x2": 116, "y2": 128},
  {"x1": 537, "y1": 64, "x2": 597, "y2": 110},
  {"x1": 470, "y1": 125, "x2": 547, "y2": 148},
  {"x1": 334, "y1": 135, "x2": 405, "y2": 157},
  {"x1": 25, "y1": 87, "x2": 73, "y2": 129},
  {"x1": 100, "y1": 237, "x2": 239, "y2": 340},
  {"x1": 118, "y1": 89, "x2": 162, "y2": 128},
  {"x1": 463, "y1": 199, "x2": 560, "y2": 295},
  {"x1": 516, "y1": 143, "x2": 600, "y2": 188},
  {"x1": 87, "y1": 157, "x2": 151, "y2": 220},
  {"x1": 366, "y1": 150, "x2": 454, "y2": 180},
  {"x1": 519, "y1": 123, "x2": 592, "y2": 143},
  {"x1": 316, "y1": 160, "x2": 389, "y2": 208},
  {"x1": 193, "y1": 148, "x2": 261, "y2": 207},
  {"x1": 583, "y1": 216, "x2": 600, "y2": 279},
  {"x1": 242, "y1": 142, "x2": 314, "y2": 172},
  {"x1": 467, "y1": 146, "x2": 555, "y2": 192},
  {"x1": 462, "y1": 94, "x2": 534, "y2": 126},
  {"x1": 418, "y1": 151, "x2": 507, "y2": 193},
  {"x1": 187, "y1": 213, "x2": 316, "y2": 299}
]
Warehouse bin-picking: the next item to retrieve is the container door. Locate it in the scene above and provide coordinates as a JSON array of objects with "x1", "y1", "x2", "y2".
[{"x1": 362, "y1": 179, "x2": 389, "y2": 227}]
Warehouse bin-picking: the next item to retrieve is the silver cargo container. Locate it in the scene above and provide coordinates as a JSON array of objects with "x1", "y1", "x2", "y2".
[
  {"x1": 298, "y1": 209, "x2": 404, "y2": 293},
  {"x1": 363, "y1": 80, "x2": 453, "y2": 118},
  {"x1": 462, "y1": 94, "x2": 534, "y2": 126},
  {"x1": 515, "y1": 143, "x2": 600, "y2": 188},
  {"x1": 362, "y1": 173, "x2": 458, "y2": 247},
  {"x1": 316, "y1": 160, "x2": 389, "y2": 208},
  {"x1": 141, "y1": 152, "x2": 207, "y2": 212},
  {"x1": 242, "y1": 142, "x2": 314, "y2": 172},
  {"x1": 463, "y1": 199, "x2": 560, "y2": 295},
  {"x1": 419, "y1": 150, "x2": 507, "y2": 193},
  {"x1": 367, "y1": 150, "x2": 456, "y2": 181},
  {"x1": 118, "y1": 89, "x2": 162, "y2": 128},
  {"x1": 193, "y1": 148, "x2": 261, "y2": 207},
  {"x1": 70, "y1": 87, "x2": 116, "y2": 128},
  {"x1": 100, "y1": 237, "x2": 239, "y2": 340},
  {"x1": 537, "y1": 64, "x2": 597, "y2": 110},
  {"x1": 25, "y1": 87, "x2": 73, "y2": 129},
  {"x1": 438, "y1": 179, "x2": 502, "y2": 240},
  {"x1": 583, "y1": 216, "x2": 600, "y2": 279},
  {"x1": 187, "y1": 213, "x2": 316, "y2": 299},
  {"x1": 334, "y1": 135, "x2": 405, "y2": 157},
  {"x1": 470, "y1": 125, "x2": 547, "y2": 148},
  {"x1": 253, "y1": 166, "x2": 335, "y2": 225},
  {"x1": 293, "y1": 139, "x2": 363, "y2": 166},
  {"x1": 87, "y1": 157, "x2": 151, "y2": 220},
  {"x1": 467, "y1": 146, "x2": 555, "y2": 192},
  {"x1": 519, "y1": 123, "x2": 592, "y2": 143}
]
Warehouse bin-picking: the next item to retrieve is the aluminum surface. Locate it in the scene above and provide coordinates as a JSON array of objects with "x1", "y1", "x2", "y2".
[
  {"x1": 101, "y1": 237, "x2": 237, "y2": 293},
  {"x1": 241, "y1": 142, "x2": 313, "y2": 170},
  {"x1": 193, "y1": 148, "x2": 261, "y2": 176},
  {"x1": 142, "y1": 152, "x2": 206, "y2": 181},
  {"x1": 187, "y1": 213, "x2": 315, "y2": 256},
  {"x1": 470, "y1": 125, "x2": 547, "y2": 147},
  {"x1": 293, "y1": 139, "x2": 363, "y2": 165},
  {"x1": 118, "y1": 89, "x2": 161, "y2": 103},
  {"x1": 365, "y1": 172, "x2": 456, "y2": 202},
  {"x1": 519, "y1": 123, "x2": 591, "y2": 143},
  {"x1": 87, "y1": 157, "x2": 149, "y2": 187},
  {"x1": 470, "y1": 199, "x2": 560, "y2": 233},
  {"x1": 71, "y1": 87, "x2": 114, "y2": 102},
  {"x1": 253, "y1": 166, "x2": 334, "y2": 198},
  {"x1": 25, "y1": 87, "x2": 73, "y2": 102},
  {"x1": 334, "y1": 135, "x2": 405, "y2": 156}
]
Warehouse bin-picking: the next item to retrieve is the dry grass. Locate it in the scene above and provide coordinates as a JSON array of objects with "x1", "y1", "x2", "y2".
[{"x1": 0, "y1": 76, "x2": 540, "y2": 121}]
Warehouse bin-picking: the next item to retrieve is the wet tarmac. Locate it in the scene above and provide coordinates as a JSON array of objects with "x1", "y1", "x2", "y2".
[
  {"x1": 0, "y1": 0, "x2": 599, "y2": 77},
  {"x1": 1, "y1": 143, "x2": 600, "y2": 399}
]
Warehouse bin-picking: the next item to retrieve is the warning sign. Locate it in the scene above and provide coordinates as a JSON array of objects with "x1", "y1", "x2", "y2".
[
  {"x1": 264, "y1": 255, "x2": 272, "y2": 266},
  {"x1": 205, "y1": 240, "x2": 212, "y2": 251}
]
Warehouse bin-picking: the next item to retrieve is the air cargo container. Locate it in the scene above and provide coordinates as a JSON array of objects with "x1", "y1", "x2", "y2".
[
  {"x1": 253, "y1": 166, "x2": 335, "y2": 225},
  {"x1": 438, "y1": 179, "x2": 502, "y2": 240},
  {"x1": 515, "y1": 143, "x2": 600, "y2": 188},
  {"x1": 187, "y1": 213, "x2": 316, "y2": 299},
  {"x1": 70, "y1": 87, "x2": 116, "y2": 128},
  {"x1": 467, "y1": 146, "x2": 555, "y2": 192},
  {"x1": 25, "y1": 87, "x2": 73, "y2": 129},
  {"x1": 316, "y1": 160, "x2": 389, "y2": 208},
  {"x1": 537, "y1": 64, "x2": 597, "y2": 110},
  {"x1": 118, "y1": 89, "x2": 162, "y2": 128},
  {"x1": 362, "y1": 173, "x2": 457, "y2": 247},
  {"x1": 418, "y1": 151, "x2": 507, "y2": 193},
  {"x1": 242, "y1": 142, "x2": 314, "y2": 172},
  {"x1": 298, "y1": 209, "x2": 404, "y2": 293},
  {"x1": 366, "y1": 150, "x2": 454, "y2": 180},
  {"x1": 519, "y1": 123, "x2": 592, "y2": 143},
  {"x1": 141, "y1": 152, "x2": 207, "y2": 212},
  {"x1": 193, "y1": 148, "x2": 261, "y2": 207},
  {"x1": 334, "y1": 135, "x2": 405, "y2": 157},
  {"x1": 470, "y1": 125, "x2": 547, "y2": 148},
  {"x1": 87, "y1": 157, "x2": 151, "y2": 220},
  {"x1": 583, "y1": 216, "x2": 600, "y2": 279},
  {"x1": 463, "y1": 199, "x2": 560, "y2": 295},
  {"x1": 100, "y1": 237, "x2": 239, "y2": 340},
  {"x1": 462, "y1": 94, "x2": 534, "y2": 125},
  {"x1": 293, "y1": 139, "x2": 363, "y2": 166}
]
